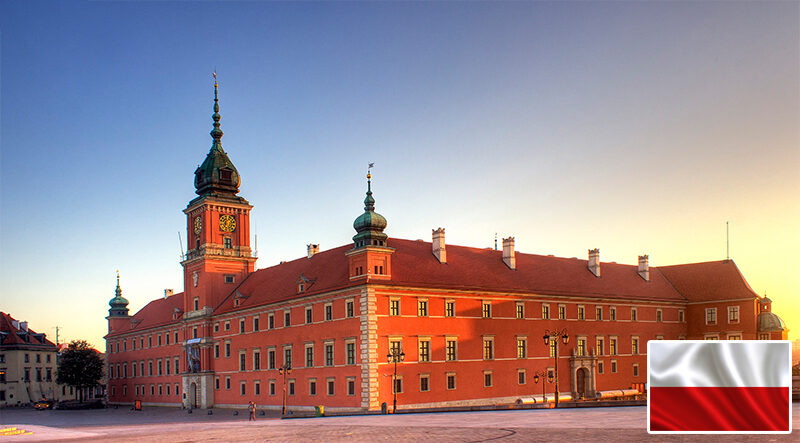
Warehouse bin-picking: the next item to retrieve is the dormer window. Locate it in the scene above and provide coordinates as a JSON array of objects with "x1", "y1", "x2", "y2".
[
  {"x1": 298, "y1": 283, "x2": 305, "y2": 293},
  {"x1": 219, "y1": 168, "x2": 233, "y2": 182}
]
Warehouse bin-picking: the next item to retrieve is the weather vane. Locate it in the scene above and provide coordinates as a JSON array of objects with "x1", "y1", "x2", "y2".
[{"x1": 367, "y1": 162, "x2": 374, "y2": 179}]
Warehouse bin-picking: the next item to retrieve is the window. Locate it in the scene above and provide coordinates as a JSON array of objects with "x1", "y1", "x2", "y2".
[
  {"x1": 46, "y1": 367, "x2": 52, "y2": 381},
  {"x1": 393, "y1": 377, "x2": 403, "y2": 394},
  {"x1": 389, "y1": 338, "x2": 403, "y2": 356},
  {"x1": 254, "y1": 350, "x2": 261, "y2": 370},
  {"x1": 346, "y1": 341, "x2": 356, "y2": 365},
  {"x1": 609, "y1": 307, "x2": 617, "y2": 321},
  {"x1": 631, "y1": 337, "x2": 639, "y2": 355},
  {"x1": 542, "y1": 304, "x2": 550, "y2": 319},
  {"x1": 239, "y1": 319, "x2": 245, "y2": 333},
  {"x1": 192, "y1": 327, "x2": 198, "y2": 339},
  {"x1": 446, "y1": 338, "x2": 457, "y2": 361},
  {"x1": 679, "y1": 310, "x2": 685, "y2": 323},
  {"x1": 596, "y1": 306, "x2": 602, "y2": 320},
  {"x1": 193, "y1": 297, "x2": 199, "y2": 311},
  {"x1": 598, "y1": 361, "x2": 604, "y2": 374},
  {"x1": 576, "y1": 337, "x2": 586, "y2": 357},
  {"x1": 157, "y1": 360, "x2": 163, "y2": 375},
  {"x1": 610, "y1": 337, "x2": 618, "y2": 355},
  {"x1": 268, "y1": 349, "x2": 276, "y2": 369},
  {"x1": 484, "y1": 372, "x2": 493, "y2": 387},
  {"x1": 240, "y1": 381, "x2": 246, "y2": 396},
  {"x1": 149, "y1": 336, "x2": 153, "y2": 347},
  {"x1": 325, "y1": 304, "x2": 333, "y2": 321},
  {"x1": 558, "y1": 305, "x2": 566, "y2": 320},
  {"x1": 215, "y1": 378, "x2": 221, "y2": 390},
  {"x1": 656, "y1": 309, "x2": 662, "y2": 323},
  {"x1": 288, "y1": 380, "x2": 295, "y2": 396},
  {"x1": 239, "y1": 352, "x2": 246, "y2": 371},
  {"x1": 224, "y1": 321, "x2": 230, "y2": 331},
  {"x1": 224, "y1": 237, "x2": 232, "y2": 249},
  {"x1": 759, "y1": 333, "x2": 770, "y2": 340},
  {"x1": 327, "y1": 379, "x2": 335, "y2": 395},
  {"x1": 159, "y1": 385, "x2": 163, "y2": 396},
  {"x1": 420, "y1": 375, "x2": 430, "y2": 392},
  {"x1": 633, "y1": 364, "x2": 639, "y2": 377},
  {"x1": 214, "y1": 344, "x2": 220, "y2": 359},
  {"x1": 483, "y1": 338, "x2": 494, "y2": 360},
  {"x1": 446, "y1": 373, "x2": 456, "y2": 390},
  {"x1": 132, "y1": 363, "x2": 137, "y2": 377},
  {"x1": 611, "y1": 360, "x2": 617, "y2": 373},
  {"x1": 149, "y1": 361, "x2": 153, "y2": 376},
  {"x1": 268, "y1": 314, "x2": 274, "y2": 329},
  {"x1": 417, "y1": 299, "x2": 428, "y2": 317},
  {"x1": 516, "y1": 338, "x2": 527, "y2": 359},
  {"x1": 165, "y1": 333, "x2": 169, "y2": 345},
  {"x1": 549, "y1": 339, "x2": 556, "y2": 358},
  {"x1": 175, "y1": 357, "x2": 179, "y2": 374},
  {"x1": 306, "y1": 307, "x2": 313, "y2": 324},
  {"x1": 325, "y1": 343, "x2": 334, "y2": 366},
  {"x1": 284, "y1": 310, "x2": 291, "y2": 327},
  {"x1": 705, "y1": 308, "x2": 717, "y2": 325},
  {"x1": 157, "y1": 335, "x2": 162, "y2": 346},
  {"x1": 390, "y1": 299, "x2": 400, "y2": 316},
  {"x1": 253, "y1": 317, "x2": 259, "y2": 332},
  {"x1": 577, "y1": 305, "x2": 585, "y2": 320},
  {"x1": 516, "y1": 302, "x2": 525, "y2": 319},
  {"x1": 284, "y1": 347, "x2": 292, "y2": 367},
  {"x1": 225, "y1": 377, "x2": 231, "y2": 390},
  {"x1": 225, "y1": 341, "x2": 231, "y2": 358},
  {"x1": 306, "y1": 345, "x2": 314, "y2": 367},
  {"x1": 445, "y1": 300, "x2": 455, "y2": 317},
  {"x1": 630, "y1": 308, "x2": 637, "y2": 322},
  {"x1": 174, "y1": 331, "x2": 178, "y2": 343},
  {"x1": 728, "y1": 306, "x2": 739, "y2": 323},
  {"x1": 418, "y1": 339, "x2": 430, "y2": 362},
  {"x1": 309, "y1": 379, "x2": 317, "y2": 396},
  {"x1": 269, "y1": 380, "x2": 276, "y2": 395},
  {"x1": 225, "y1": 275, "x2": 234, "y2": 284},
  {"x1": 518, "y1": 369, "x2": 526, "y2": 385},
  {"x1": 347, "y1": 378, "x2": 356, "y2": 396},
  {"x1": 346, "y1": 300, "x2": 354, "y2": 317},
  {"x1": 596, "y1": 337, "x2": 604, "y2": 356},
  {"x1": 254, "y1": 381, "x2": 261, "y2": 395},
  {"x1": 482, "y1": 301, "x2": 491, "y2": 318},
  {"x1": 705, "y1": 334, "x2": 719, "y2": 340}
]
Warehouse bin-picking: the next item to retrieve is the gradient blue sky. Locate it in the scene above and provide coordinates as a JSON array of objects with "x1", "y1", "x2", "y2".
[{"x1": 1, "y1": 1, "x2": 798, "y2": 347}]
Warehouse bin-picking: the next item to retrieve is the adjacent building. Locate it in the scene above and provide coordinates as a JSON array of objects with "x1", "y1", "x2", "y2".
[
  {"x1": 104, "y1": 82, "x2": 789, "y2": 412},
  {"x1": 0, "y1": 313, "x2": 59, "y2": 406}
]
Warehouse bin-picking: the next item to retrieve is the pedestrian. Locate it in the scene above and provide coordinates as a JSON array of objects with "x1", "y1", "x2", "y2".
[{"x1": 248, "y1": 401, "x2": 256, "y2": 421}]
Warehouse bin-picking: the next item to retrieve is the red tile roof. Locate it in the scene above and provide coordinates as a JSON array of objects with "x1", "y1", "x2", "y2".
[
  {"x1": 106, "y1": 293, "x2": 185, "y2": 337},
  {"x1": 658, "y1": 260, "x2": 759, "y2": 302},
  {"x1": 0, "y1": 312, "x2": 57, "y2": 348}
]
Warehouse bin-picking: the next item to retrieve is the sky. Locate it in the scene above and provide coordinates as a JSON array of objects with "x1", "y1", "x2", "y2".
[{"x1": 1, "y1": 1, "x2": 798, "y2": 348}]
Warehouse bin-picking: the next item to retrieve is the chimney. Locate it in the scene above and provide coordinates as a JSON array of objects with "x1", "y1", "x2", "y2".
[
  {"x1": 588, "y1": 248, "x2": 600, "y2": 277},
  {"x1": 637, "y1": 255, "x2": 649, "y2": 281},
  {"x1": 432, "y1": 228, "x2": 446, "y2": 263},
  {"x1": 164, "y1": 289, "x2": 174, "y2": 299},
  {"x1": 502, "y1": 237, "x2": 516, "y2": 270},
  {"x1": 307, "y1": 244, "x2": 319, "y2": 259}
]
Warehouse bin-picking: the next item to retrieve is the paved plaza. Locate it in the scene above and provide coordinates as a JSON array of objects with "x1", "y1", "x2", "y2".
[{"x1": 0, "y1": 404, "x2": 797, "y2": 442}]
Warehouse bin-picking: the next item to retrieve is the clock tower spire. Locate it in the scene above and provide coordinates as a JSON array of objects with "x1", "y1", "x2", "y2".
[{"x1": 182, "y1": 74, "x2": 256, "y2": 315}]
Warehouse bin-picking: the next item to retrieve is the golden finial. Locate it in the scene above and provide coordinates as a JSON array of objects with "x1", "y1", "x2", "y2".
[{"x1": 367, "y1": 162, "x2": 374, "y2": 180}]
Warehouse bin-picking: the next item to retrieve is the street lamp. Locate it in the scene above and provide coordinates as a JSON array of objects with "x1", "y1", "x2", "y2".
[
  {"x1": 532, "y1": 369, "x2": 553, "y2": 404},
  {"x1": 386, "y1": 348, "x2": 405, "y2": 413},
  {"x1": 543, "y1": 328, "x2": 569, "y2": 408},
  {"x1": 278, "y1": 363, "x2": 291, "y2": 415}
]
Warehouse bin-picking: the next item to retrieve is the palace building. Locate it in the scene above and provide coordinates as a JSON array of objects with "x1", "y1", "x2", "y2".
[{"x1": 104, "y1": 81, "x2": 789, "y2": 411}]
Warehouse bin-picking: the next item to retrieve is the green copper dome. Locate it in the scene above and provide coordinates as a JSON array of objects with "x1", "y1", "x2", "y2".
[
  {"x1": 353, "y1": 174, "x2": 388, "y2": 248},
  {"x1": 194, "y1": 79, "x2": 241, "y2": 196},
  {"x1": 108, "y1": 272, "x2": 129, "y2": 317}
]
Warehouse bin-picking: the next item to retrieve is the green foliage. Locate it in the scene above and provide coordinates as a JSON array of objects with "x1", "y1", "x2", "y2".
[{"x1": 56, "y1": 340, "x2": 104, "y2": 402}]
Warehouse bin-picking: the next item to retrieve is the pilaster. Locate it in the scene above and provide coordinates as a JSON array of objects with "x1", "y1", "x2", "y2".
[{"x1": 359, "y1": 286, "x2": 379, "y2": 411}]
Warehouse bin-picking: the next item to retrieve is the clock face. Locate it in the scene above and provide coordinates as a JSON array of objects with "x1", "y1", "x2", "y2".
[
  {"x1": 219, "y1": 214, "x2": 236, "y2": 232},
  {"x1": 193, "y1": 216, "x2": 202, "y2": 234}
]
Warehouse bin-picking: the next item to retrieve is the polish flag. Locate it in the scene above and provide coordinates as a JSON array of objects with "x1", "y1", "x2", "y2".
[{"x1": 648, "y1": 341, "x2": 791, "y2": 433}]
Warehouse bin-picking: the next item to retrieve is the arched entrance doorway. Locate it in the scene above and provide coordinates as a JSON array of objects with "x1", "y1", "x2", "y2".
[
  {"x1": 576, "y1": 368, "x2": 589, "y2": 399},
  {"x1": 189, "y1": 382, "x2": 198, "y2": 409}
]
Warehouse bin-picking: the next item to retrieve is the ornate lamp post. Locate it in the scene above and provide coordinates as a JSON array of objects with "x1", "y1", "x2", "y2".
[
  {"x1": 533, "y1": 369, "x2": 553, "y2": 404},
  {"x1": 543, "y1": 328, "x2": 569, "y2": 408},
  {"x1": 278, "y1": 363, "x2": 291, "y2": 415},
  {"x1": 386, "y1": 348, "x2": 405, "y2": 413}
]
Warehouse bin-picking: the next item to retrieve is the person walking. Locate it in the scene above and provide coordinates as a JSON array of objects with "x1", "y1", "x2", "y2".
[{"x1": 248, "y1": 401, "x2": 256, "y2": 421}]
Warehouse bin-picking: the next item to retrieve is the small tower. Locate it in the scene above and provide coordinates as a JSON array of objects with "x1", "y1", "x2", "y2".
[
  {"x1": 346, "y1": 170, "x2": 394, "y2": 280},
  {"x1": 107, "y1": 271, "x2": 130, "y2": 334}
]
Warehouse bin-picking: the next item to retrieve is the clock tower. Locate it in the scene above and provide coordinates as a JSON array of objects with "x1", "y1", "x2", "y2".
[{"x1": 181, "y1": 77, "x2": 257, "y2": 315}]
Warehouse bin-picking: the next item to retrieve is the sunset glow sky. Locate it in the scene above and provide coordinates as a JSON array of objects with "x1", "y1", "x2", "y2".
[{"x1": 1, "y1": 1, "x2": 798, "y2": 347}]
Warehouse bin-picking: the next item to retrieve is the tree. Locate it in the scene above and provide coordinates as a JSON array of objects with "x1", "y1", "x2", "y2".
[{"x1": 56, "y1": 340, "x2": 104, "y2": 403}]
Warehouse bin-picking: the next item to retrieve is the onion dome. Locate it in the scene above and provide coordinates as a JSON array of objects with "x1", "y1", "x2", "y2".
[
  {"x1": 757, "y1": 311, "x2": 786, "y2": 332},
  {"x1": 194, "y1": 75, "x2": 241, "y2": 196},
  {"x1": 353, "y1": 172, "x2": 388, "y2": 248},
  {"x1": 108, "y1": 271, "x2": 130, "y2": 317}
]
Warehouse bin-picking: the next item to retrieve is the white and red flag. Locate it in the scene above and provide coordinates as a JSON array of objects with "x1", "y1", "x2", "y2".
[{"x1": 648, "y1": 340, "x2": 791, "y2": 433}]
